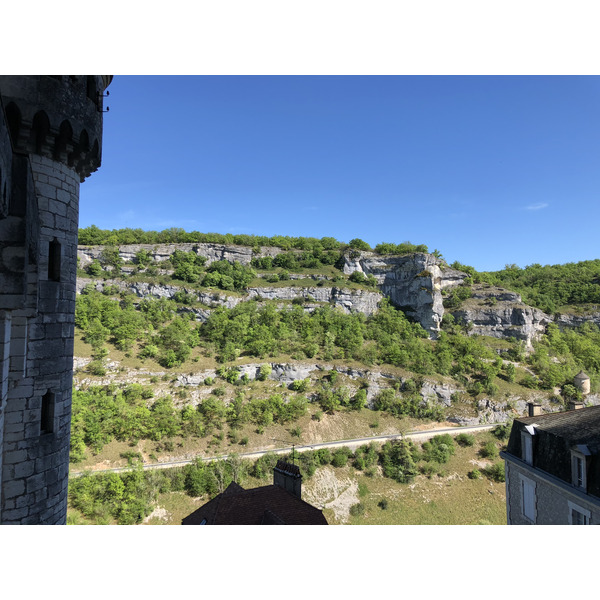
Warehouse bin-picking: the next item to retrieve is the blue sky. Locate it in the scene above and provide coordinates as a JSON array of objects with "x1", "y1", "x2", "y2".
[{"x1": 80, "y1": 75, "x2": 600, "y2": 272}]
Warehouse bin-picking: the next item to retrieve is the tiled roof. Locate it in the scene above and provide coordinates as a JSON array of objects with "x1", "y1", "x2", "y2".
[{"x1": 182, "y1": 482, "x2": 328, "y2": 525}]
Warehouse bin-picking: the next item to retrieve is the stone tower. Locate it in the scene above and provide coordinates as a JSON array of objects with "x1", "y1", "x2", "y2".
[
  {"x1": 574, "y1": 370, "x2": 590, "y2": 396},
  {"x1": 0, "y1": 75, "x2": 111, "y2": 524}
]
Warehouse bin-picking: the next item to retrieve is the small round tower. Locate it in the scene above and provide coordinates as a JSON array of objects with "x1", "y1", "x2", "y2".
[
  {"x1": 573, "y1": 370, "x2": 590, "y2": 396},
  {"x1": 0, "y1": 76, "x2": 111, "y2": 524}
]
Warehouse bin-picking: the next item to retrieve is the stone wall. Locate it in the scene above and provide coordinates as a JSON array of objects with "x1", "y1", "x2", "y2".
[
  {"x1": 0, "y1": 75, "x2": 109, "y2": 524},
  {"x1": 1, "y1": 157, "x2": 80, "y2": 524},
  {"x1": 505, "y1": 459, "x2": 600, "y2": 525}
]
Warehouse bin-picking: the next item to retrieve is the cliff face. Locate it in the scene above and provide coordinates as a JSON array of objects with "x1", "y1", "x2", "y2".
[
  {"x1": 554, "y1": 312, "x2": 600, "y2": 330},
  {"x1": 450, "y1": 285, "x2": 551, "y2": 348},
  {"x1": 341, "y1": 251, "x2": 467, "y2": 337},
  {"x1": 80, "y1": 243, "x2": 600, "y2": 346},
  {"x1": 76, "y1": 277, "x2": 383, "y2": 317},
  {"x1": 77, "y1": 242, "x2": 282, "y2": 268}
]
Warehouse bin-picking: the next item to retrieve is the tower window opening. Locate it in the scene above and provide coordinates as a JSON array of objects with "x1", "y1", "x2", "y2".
[
  {"x1": 48, "y1": 238, "x2": 61, "y2": 281},
  {"x1": 41, "y1": 391, "x2": 56, "y2": 434}
]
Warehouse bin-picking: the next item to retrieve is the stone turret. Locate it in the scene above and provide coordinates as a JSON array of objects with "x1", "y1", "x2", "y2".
[
  {"x1": 0, "y1": 75, "x2": 111, "y2": 524},
  {"x1": 574, "y1": 370, "x2": 590, "y2": 395}
]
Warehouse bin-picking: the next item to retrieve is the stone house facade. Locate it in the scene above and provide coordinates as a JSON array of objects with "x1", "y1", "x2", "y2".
[
  {"x1": 501, "y1": 404, "x2": 600, "y2": 525},
  {"x1": 0, "y1": 76, "x2": 110, "y2": 524}
]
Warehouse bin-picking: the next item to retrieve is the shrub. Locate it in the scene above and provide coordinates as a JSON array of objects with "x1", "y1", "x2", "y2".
[
  {"x1": 349, "y1": 502, "x2": 366, "y2": 517},
  {"x1": 378, "y1": 498, "x2": 389, "y2": 510},
  {"x1": 455, "y1": 433, "x2": 475, "y2": 447},
  {"x1": 348, "y1": 238, "x2": 371, "y2": 251},
  {"x1": 290, "y1": 378, "x2": 310, "y2": 393},
  {"x1": 257, "y1": 363, "x2": 272, "y2": 381},
  {"x1": 421, "y1": 434, "x2": 455, "y2": 464},
  {"x1": 315, "y1": 448, "x2": 332, "y2": 465},
  {"x1": 86, "y1": 260, "x2": 103, "y2": 276},
  {"x1": 87, "y1": 360, "x2": 106, "y2": 376},
  {"x1": 379, "y1": 439, "x2": 418, "y2": 484},
  {"x1": 493, "y1": 422, "x2": 512, "y2": 441},
  {"x1": 468, "y1": 469, "x2": 481, "y2": 480},
  {"x1": 483, "y1": 462, "x2": 505, "y2": 482},
  {"x1": 331, "y1": 447, "x2": 352, "y2": 467},
  {"x1": 479, "y1": 441, "x2": 499, "y2": 459}
]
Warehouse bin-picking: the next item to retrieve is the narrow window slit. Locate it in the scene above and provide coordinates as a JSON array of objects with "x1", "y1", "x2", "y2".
[
  {"x1": 41, "y1": 391, "x2": 55, "y2": 434},
  {"x1": 48, "y1": 238, "x2": 61, "y2": 281}
]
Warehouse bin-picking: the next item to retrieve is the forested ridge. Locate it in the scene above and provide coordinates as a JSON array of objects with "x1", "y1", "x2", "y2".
[{"x1": 451, "y1": 259, "x2": 600, "y2": 314}]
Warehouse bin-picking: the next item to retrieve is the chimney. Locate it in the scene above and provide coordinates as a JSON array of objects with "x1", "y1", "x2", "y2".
[
  {"x1": 568, "y1": 401, "x2": 585, "y2": 410},
  {"x1": 528, "y1": 402, "x2": 542, "y2": 417},
  {"x1": 273, "y1": 460, "x2": 302, "y2": 498}
]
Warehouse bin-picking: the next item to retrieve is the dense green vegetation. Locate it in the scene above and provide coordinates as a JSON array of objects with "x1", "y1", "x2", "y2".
[
  {"x1": 78, "y1": 225, "x2": 429, "y2": 256},
  {"x1": 447, "y1": 259, "x2": 600, "y2": 315},
  {"x1": 76, "y1": 285, "x2": 513, "y2": 384},
  {"x1": 485, "y1": 260, "x2": 600, "y2": 314}
]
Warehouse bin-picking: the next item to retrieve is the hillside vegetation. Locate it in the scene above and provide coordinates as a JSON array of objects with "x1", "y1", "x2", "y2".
[
  {"x1": 67, "y1": 429, "x2": 507, "y2": 525},
  {"x1": 69, "y1": 227, "x2": 600, "y2": 524}
]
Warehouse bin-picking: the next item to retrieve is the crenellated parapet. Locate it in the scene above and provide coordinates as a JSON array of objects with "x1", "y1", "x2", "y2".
[{"x1": 0, "y1": 76, "x2": 111, "y2": 181}]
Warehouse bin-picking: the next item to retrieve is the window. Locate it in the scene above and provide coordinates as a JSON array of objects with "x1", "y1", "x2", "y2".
[
  {"x1": 520, "y1": 475, "x2": 536, "y2": 523},
  {"x1": 521, "y1": 431, "x2": 533, "y2": 465},
  {"x1": 575, "y1": 456, "x2": 584, "y2": 487},
  {"x1": 41, "y1": 391, "x2": 55, "y2": 434},
  {"x1": 568, "y1": 501, "x2": 591, "y2": 525},
  {"x1": 48, "y1": 238, "x2": 61, "y2": 282},
  {"x1": 571, "y1": 449, "x2": 589, "y2": 491}
]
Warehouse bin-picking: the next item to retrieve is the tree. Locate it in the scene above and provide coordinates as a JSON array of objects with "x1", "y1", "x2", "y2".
[
  {"x1": 380, "y1": 439, "x2": 417, "y2": 483},
  {"x1": 348, "y1": 238, "x2": 371, "y2": 251}
]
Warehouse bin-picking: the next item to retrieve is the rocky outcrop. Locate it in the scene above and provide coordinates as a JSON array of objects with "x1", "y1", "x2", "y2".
[
  {"x1": 450, "y1": 285, "x2": 551, "y2": 348},
  {"x1": 554, "y1": 311, "x2": 600, "y2": 330},
  {"x1": 77, "y1": 242, "x2": 283, "y2": 268},
  {"x1": 342, "y1": 251, "x2": 467, "y2": 337},
  {"x1": 76, "y1": 278, "x2": 383, "y2": 317},
  {"x1": 247, "y1": 286, "x2": 383, "y2": 316}
]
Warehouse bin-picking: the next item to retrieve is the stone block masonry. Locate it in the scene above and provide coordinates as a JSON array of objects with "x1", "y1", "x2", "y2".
[
  {"x1": 0, "y1": 75, "x2": 110, "y2": 524},
  {"x1": 0, "y1": 157, "x2": 80, "y2": 524}
]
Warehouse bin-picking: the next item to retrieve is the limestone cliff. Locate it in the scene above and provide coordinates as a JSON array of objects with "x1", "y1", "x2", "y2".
[
  {"x1": 554, "y1": 311, "x2": 600, "y2": 330},
  {"x1": 341, "y1": 251, "x2": 467, "y2": 337},
  {"x1": 450, "y1": 285, "x2": 551, "y2": 348},
  {"x1": 77, "y1": 242, "x2": 282, "y2": 268},
  {"x1": 76, "y1": 277, "x2": 383, "y2": 317}
]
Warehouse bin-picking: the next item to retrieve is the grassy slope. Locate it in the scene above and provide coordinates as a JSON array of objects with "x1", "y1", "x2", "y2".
[{"x1": 67, "y1": 431, "x2": 506, "y2": 525}]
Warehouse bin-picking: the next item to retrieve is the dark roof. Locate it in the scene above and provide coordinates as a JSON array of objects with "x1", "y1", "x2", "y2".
[
  {"x1": 506, "y1": 405, "x2": 600, "y2": 497},
  {"x1": 574, "y1": 370, "x2": 590, "y2": 380},
  {"x1": 182, "y1": 482, "x2": 328, "y2": 525},
  {"x1": 274, "y1": 460, "x2": 301, "y2": 479}
]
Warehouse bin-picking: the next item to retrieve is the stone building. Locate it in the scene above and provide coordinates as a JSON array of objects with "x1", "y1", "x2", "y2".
[
  {"x1": 182, "y1": 460, "x2": 328, "y2": 525},
  {"x1": 0, "y1": 75, "x2": 111, "y2": 524},
  {"x1": 574, "y1": 370, "x2": 590, "y2": 395},
  {"x1": 501, "y1": 404, "x2": 600, "y2": 525}
]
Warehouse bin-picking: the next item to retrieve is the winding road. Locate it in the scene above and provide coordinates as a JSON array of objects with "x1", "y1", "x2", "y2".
[{"x1": 69, "y1": 423, "x2": 497, "y2": 478}]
